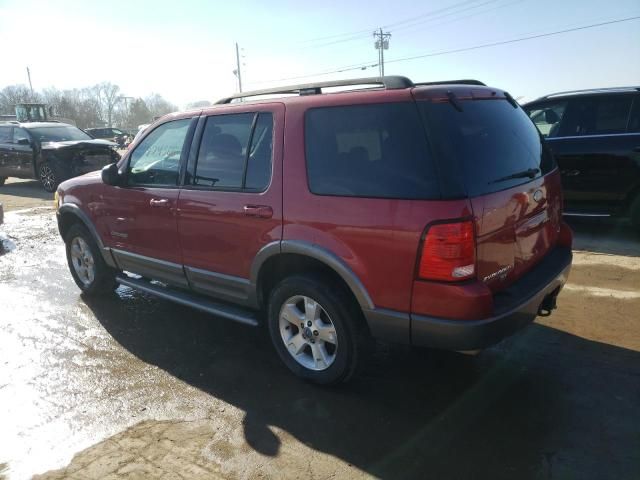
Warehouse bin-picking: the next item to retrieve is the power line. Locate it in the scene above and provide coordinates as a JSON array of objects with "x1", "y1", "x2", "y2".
[
  {"x1": 293, "y1": 0, "x2": 494, "y2": 46},
  {"x1": 247, "y1": 15, "x2": 640, "y2": 86},
  {"x1": 385, "y1": 15, "x2": 640, "y2": 65}
]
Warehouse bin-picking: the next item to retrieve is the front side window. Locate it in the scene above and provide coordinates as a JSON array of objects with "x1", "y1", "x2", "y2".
[
  {"x1": 560, "y1": 95, "x2": 633, "y2": 137},
  {"x1": 524, "y1": 101, "x2": 568, "y2": 138},
  {"x1": 128, "y1": 118, "x2": 191, "y2": 186},
  {"x1": 193, "y1": 112, "x2": 273, "y2": 191},
  {"x1": 305, "y1": 103, "x2": 439, "y2": 199},
  {"x1": 13, "y1": 128, "x2": 30, "y2": 144}
]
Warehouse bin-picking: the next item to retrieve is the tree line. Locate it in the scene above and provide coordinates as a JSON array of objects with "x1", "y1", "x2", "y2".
[{"x1": 0, "y1": 82, "x2": 182, "y2": 130}]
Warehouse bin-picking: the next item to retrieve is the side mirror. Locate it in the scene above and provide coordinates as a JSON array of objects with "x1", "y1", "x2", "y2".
[
  {"x1": 16, "y1": 138, "x2": 31, "y2": 146},
  {"x1": 101, "y1": 163, "x2": 121, "y2": 186}
]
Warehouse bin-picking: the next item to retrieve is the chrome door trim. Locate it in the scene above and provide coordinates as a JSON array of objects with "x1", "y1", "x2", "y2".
[{"x1": 111, "y1": 248, "x2": 189, "y2": 287}]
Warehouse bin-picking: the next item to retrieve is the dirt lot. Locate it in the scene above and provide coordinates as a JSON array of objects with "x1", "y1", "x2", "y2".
[{"x1": 0, "y1": 190, "x2": 639, "y2": 479}]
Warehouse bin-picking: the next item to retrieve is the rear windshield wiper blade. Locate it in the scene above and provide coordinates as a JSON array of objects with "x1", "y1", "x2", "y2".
[{"x1": 489, "y1": 168, "x2": 540, "y2": 185}]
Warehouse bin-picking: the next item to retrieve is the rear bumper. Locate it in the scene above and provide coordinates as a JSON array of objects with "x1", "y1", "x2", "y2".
[{"x1": 365, "y1": 247, "x2": 572, "y2": 350}]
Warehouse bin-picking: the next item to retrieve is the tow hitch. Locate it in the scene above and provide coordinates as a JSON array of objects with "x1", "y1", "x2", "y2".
[{"x1": 538, "y1": 288, "x2": 560, "y2": 317}]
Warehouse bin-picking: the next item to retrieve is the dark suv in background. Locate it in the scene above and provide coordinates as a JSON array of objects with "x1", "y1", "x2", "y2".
[
  {"x1": 0, "y1": 121, "x2": 120, "y2": 191},
  {"x1": 56, "y1": 77, "x2": 572, "y2": 384},
  {"x1": 523, "y1": 87, "x2": 640, "y2": 228}
]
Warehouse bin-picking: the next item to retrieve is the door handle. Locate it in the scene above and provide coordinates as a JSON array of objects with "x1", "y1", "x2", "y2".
[
  {"x1": 149, "y1": 198, "x2": 170, "y2": 207},
  {"x1": 562, "y1": 169, "x2": 580, "y2": 177},
  {"x1": 243, "y1": 205, "x2": 273, "y2": 218}
]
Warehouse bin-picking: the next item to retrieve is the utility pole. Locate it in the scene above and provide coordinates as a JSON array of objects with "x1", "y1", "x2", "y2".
[
  {"x1": 26, "y1": 67, "x2": 34, "y2": 98},
  {"x1": 373, "y1": 28, "x2": 391, "y2": 77},
  {"x1": 234, "y1": 42, "x2": 243, "y2": 93}
]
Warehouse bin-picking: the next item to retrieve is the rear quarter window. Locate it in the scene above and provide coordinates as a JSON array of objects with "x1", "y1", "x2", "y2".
[
  {"x1": 305, "y1": 102, "x2": 440, "y2": 199},
  {"x1": 420, "y1": 99, "x2": 554, "y2": 197}
]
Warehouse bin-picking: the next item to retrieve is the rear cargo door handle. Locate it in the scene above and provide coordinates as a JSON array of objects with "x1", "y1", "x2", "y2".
[
  {"x1": 243, "y1": 205, "x2": 273, "y2": 218},
  {"x1": 149, "y1": 198, "x2": 170, "y2": 207}
]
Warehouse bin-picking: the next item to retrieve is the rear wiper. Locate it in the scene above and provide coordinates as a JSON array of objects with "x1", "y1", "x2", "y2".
[{"x1": 489, "y1": 168, "x2": 539, "y2": 185}]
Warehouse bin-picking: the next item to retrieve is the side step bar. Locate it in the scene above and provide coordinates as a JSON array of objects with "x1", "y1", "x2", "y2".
[{"x1": 116, "y1": 274, "x2": 260, "y2": 327}]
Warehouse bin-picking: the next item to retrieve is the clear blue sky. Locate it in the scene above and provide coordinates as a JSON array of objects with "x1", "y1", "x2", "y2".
[{"x1": 0, "y1": 0, "x2": 638, "y2": 107}]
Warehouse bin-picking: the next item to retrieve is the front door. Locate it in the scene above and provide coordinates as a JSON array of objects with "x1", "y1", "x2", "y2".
[
  {"x1": 177, "y1": 105, "x2": 283, "y2": 305},
  {"x1": 99, "y1": 117, "x2": 196, "y2": 287}
]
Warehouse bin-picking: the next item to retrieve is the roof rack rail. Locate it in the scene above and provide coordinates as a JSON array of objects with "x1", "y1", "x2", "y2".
[
  {"x1": 414, "y1": 79, "x2": 486, "y2": 87},
  {"x1": 538, "y1": 86, "x2": 640, "y2": 100},
  {"x1": 215, "y1": 76, "x2": 414, "y2": 104}
]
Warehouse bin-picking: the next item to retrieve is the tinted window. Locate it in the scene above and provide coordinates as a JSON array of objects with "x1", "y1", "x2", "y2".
[
  {"x1": 195, "y1": 113, "x2": 254, "y2": 188},
  {"x1": 524, "y1": 101, "x2": 568, "y2": 138},
  {"x1": 245, "y1": 113, "x2": 273, "y2": 191},
  {"x1": 305, "y1": 103, "x2": 439, "y2": 199},
  {"x1": 420, "y1": 99, "x2": 554, "y2": 197},
  {"x1": 128, "y1": 118, "x2": 191, "y2": 186},
  {"x1": 29, "y1": 126, "x2": 92, "y2": 142},
  {"x1": 13, "y1": 128, "x2": 30, "y2": 144},
  {"x1": 0, "y1": 126, "x2": 11, "y2": 143},
  {"x1": 627, "y1": 97, "x2": 640, "y2": 133},
  {"x1": 560, "y1": 95, "x2": 633, "y2": 136},
  {"x1": 194, "y1": 112, "x2": 273, "y2": 191}
]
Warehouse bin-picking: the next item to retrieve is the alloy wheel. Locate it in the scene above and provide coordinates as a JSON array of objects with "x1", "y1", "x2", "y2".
[
  {"x1": 70, "y1": 237, "x2": 95, "y2": 287},
  {"x1": 279, "y1": 295, "x2": 338, "y2": 371},
  {"x1": 39, "y1": 164, "x2": 56, "y2": 191}
]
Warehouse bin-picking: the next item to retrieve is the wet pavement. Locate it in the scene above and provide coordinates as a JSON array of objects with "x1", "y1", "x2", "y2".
[{"x1": 0, "y1": 207, "x2": 639, "y2": 479}]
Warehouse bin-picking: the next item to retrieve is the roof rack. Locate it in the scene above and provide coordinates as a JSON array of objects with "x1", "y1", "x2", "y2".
[
  {"x1": 414, "y1": 79, "x2": 486, "y2": 87},
  {"x1": 215, "y1": 76, "x2": 414, "y2": 104},
  {"x1": 538, "y1": 86, "x2": 640, "y2": 100}
]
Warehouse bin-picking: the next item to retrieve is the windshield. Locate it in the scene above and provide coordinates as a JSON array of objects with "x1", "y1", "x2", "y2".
[
  {"x1": 420, "y1": 98, "x2": 555, "y2": 197},
  {"x1": 29, "y1": 126, "x2": 93, "y2": 143}
]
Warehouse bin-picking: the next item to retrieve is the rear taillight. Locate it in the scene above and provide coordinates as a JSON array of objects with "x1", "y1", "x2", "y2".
[{"x1": 418, "y1": 220, "x2": 476, "y2": 282}]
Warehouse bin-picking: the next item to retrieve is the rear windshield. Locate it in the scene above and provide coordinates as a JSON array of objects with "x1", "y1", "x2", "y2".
[
  {"x1": 419, "y1": 99, "x2": 555, "y2": 197},
  {"x1": 305, "y1": 102, "x2": 440, "y2": 199},
  {"x1": 29, "y1": 126, "x2": 92, "y2": 143}
]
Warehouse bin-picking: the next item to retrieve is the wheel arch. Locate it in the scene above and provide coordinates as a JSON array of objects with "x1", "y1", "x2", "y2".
[
  {"x1": 251, "y1": 240, "x2": 375, "y2": 312},
  {"x1": 57, "y1": 203, "x2": 117, "y2": 268}
]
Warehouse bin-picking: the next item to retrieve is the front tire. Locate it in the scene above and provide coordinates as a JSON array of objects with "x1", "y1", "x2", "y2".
[
  {"x1": 267, "y1": 274, "x2": 370, "y2": 385},
  {"x1": 0, "y1": 176, "x2": 6, "y2": 186},
  {"x1": 630, "y1": 194, "x2": 640, "y2": 232},
  {"x1": 39, "y1": 162, "x2": 60, "y2": 192},
  {"x1": 65, "y1": 224, "x2": 118, "y2": 295}
]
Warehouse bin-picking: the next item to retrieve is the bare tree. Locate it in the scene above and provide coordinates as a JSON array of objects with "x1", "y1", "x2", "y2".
[
  {"x1": 185, "y1": 100, "x2": 212, "y2": 109},
  {"x1": 145, "y1": 93, "x2": 177, "y2": 119},
  {"x1": 0, "y1": 84, "x2": 40, "y2": 114},
  {"x1": 95, "y1": 82, "x2": 121, "y2": 127}
]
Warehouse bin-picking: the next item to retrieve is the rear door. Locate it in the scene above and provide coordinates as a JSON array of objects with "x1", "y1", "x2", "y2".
[
  {"x1": 0, "y1": 126, "x2": 15, "y2": 177},
  {"x1": 176, "y1": 104, "x2": 283, "y2": 305},
  {"x1": 419, "y1": 93, "x2": 561, "y2": 291}
]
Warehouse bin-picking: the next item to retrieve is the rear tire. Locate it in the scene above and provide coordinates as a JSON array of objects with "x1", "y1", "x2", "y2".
[
  {"x1": 0, "y1": 176, "x2": 6, "y2": 186},
  {"x1": 65, "y1": 224, "x2": 118, "y2": 295},
  {"x1": 267, "y1": 274, "x2": 370, "y2": 385}
]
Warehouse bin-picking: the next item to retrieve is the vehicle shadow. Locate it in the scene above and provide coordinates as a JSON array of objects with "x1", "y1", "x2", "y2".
[
  {"x1": 0, "y1": 180, "x2": 51, "y2": 200},
  {"x1": 85, "y1": 291, "x2": 640, "y2": 479},
  {"x1": 567, "y1": 217, "x2": 640, "y2": 257}
]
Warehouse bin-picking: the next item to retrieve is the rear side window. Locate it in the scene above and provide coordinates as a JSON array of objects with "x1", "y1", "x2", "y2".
[
  {"x1": 420, "y1": 99, "x2": 554, "y2": 197},
  {"x1": 194, "y1": 112, "x2": 273, "y2": 191},
  {"x1": 559, "y1": 95, "x2": 633, "y2": 136},
  {"x1": 305, "y1": 103, "x2": 439, "y2": 199},
  {"x1": 0, "y1": 126, "x2": 11, "y2": 143}
]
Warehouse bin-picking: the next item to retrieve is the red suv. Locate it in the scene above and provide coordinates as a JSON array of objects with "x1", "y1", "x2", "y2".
[{"x1": 56, "y1": 77, "x2": 573, "y2": 384}]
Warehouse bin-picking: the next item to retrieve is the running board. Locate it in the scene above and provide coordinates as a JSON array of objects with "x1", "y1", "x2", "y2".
[{"x1": 116, "y1": 274, "x2": 260, "y2": 327}]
